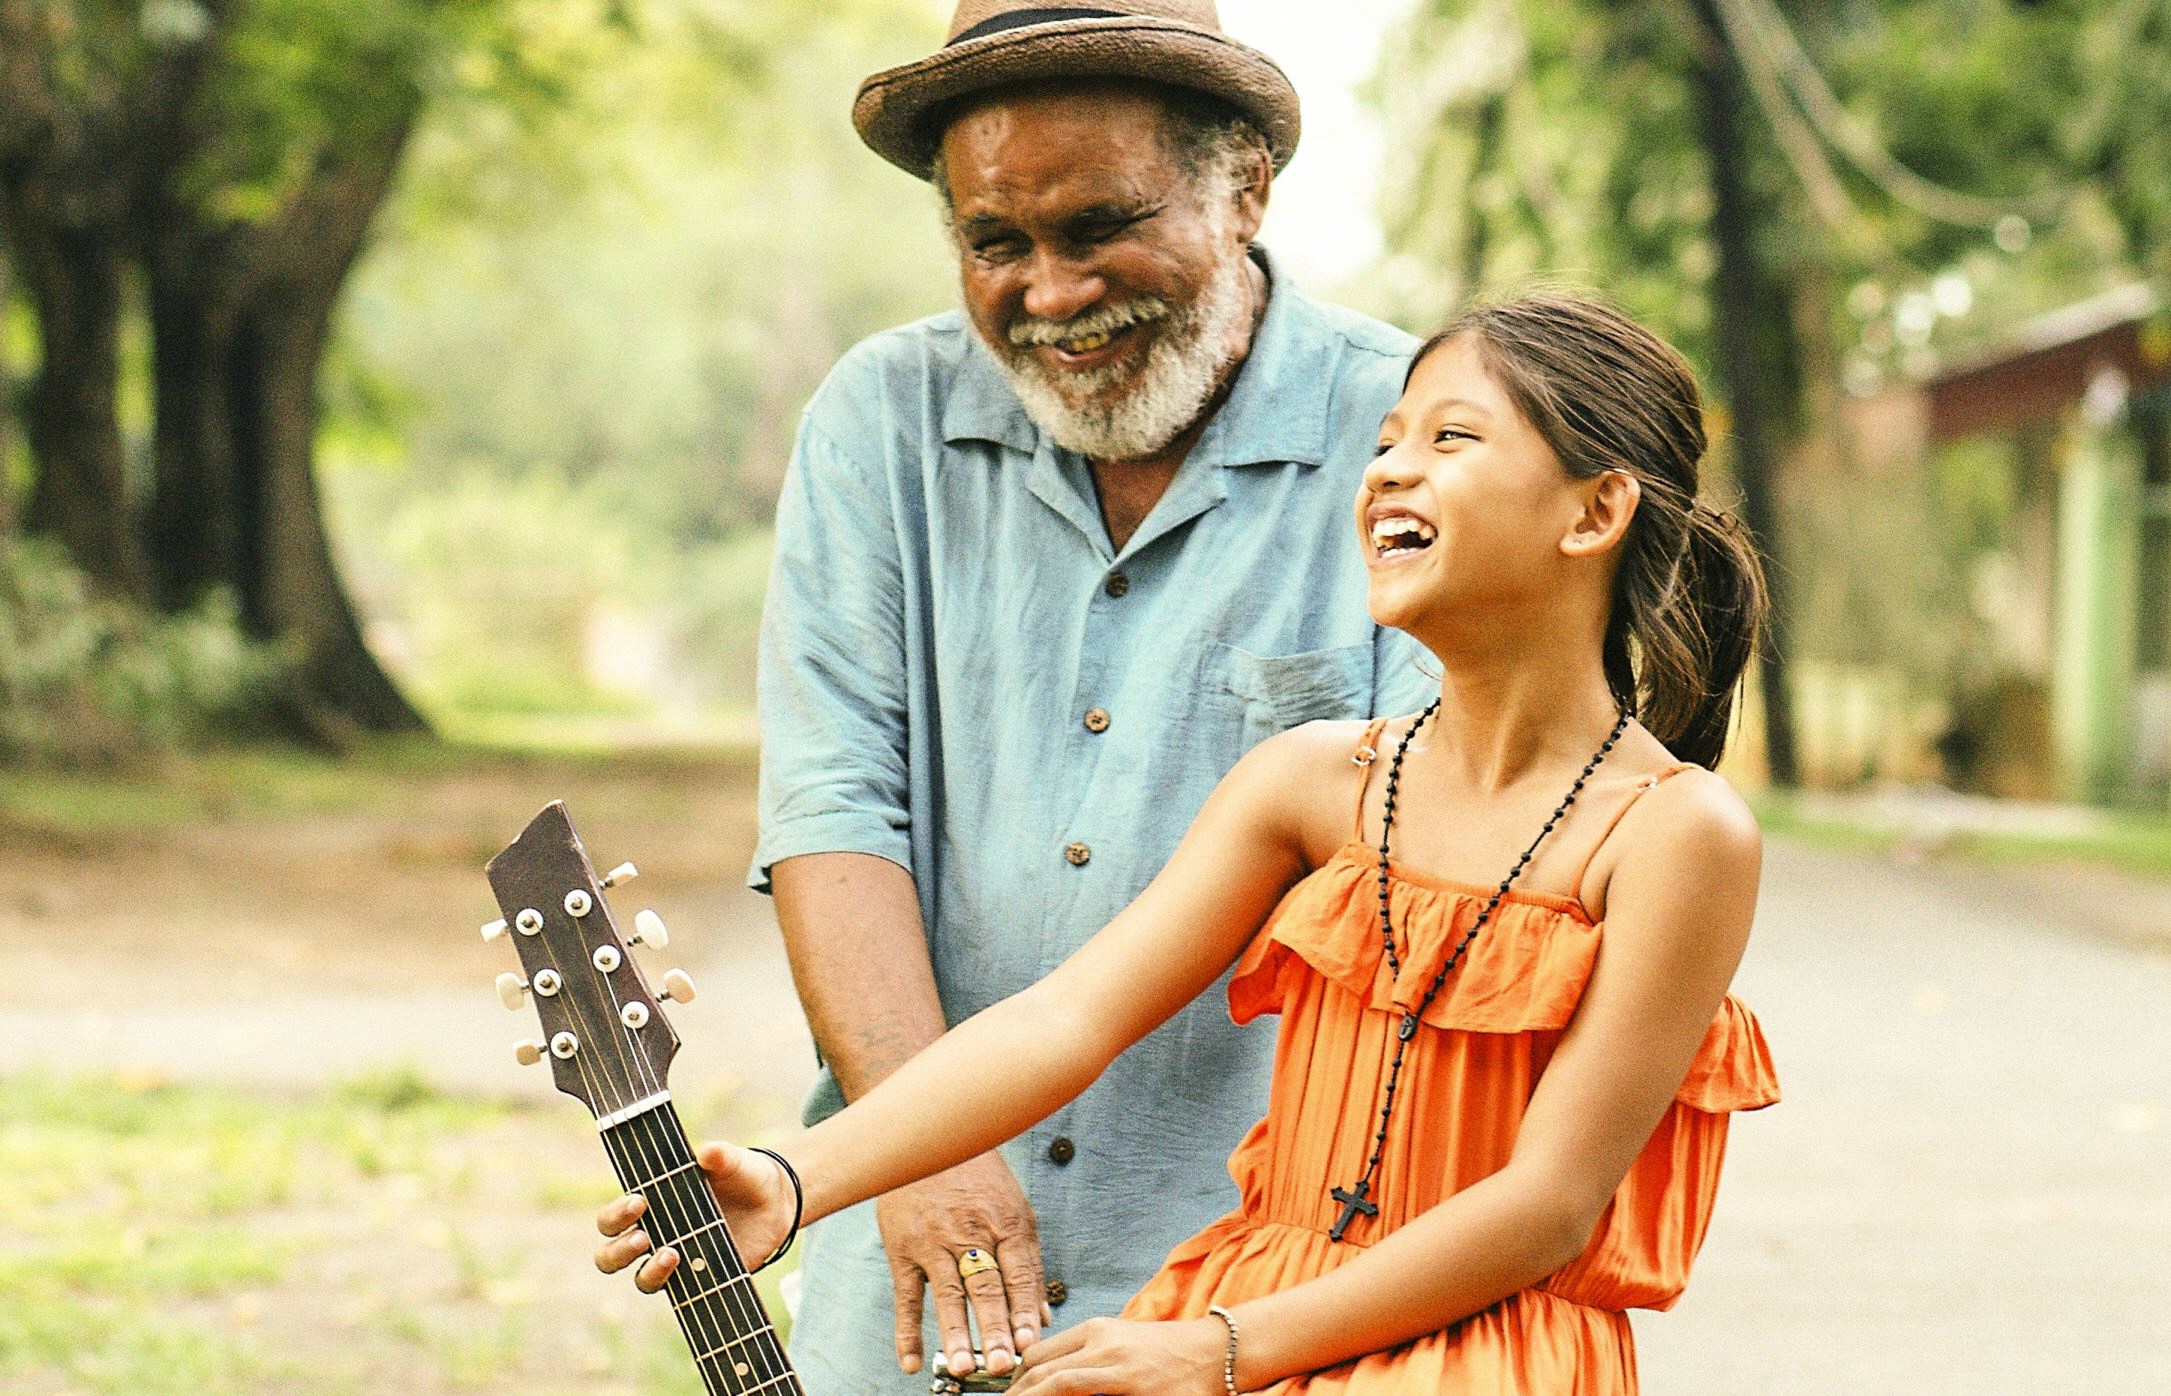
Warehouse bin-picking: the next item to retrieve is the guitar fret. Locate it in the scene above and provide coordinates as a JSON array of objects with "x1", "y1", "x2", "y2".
[
  {"x1": 674, "y1": 1272, "x2": 758, "y2": 1310},
  {"x1": 635, "y1": 1158, "x2": 704, "y2": 1192},
  {"x1": 660, "y1": 1216, "x2": 729, "y2": 1247},
  {"x1": 691, "y1": 1322, "x2": 781, "y2": 1359}
]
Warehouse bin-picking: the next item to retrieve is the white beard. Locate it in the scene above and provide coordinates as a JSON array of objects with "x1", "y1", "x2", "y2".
[{"x1": 985, "y1": 244, "x2": 1253, "y2": 462}]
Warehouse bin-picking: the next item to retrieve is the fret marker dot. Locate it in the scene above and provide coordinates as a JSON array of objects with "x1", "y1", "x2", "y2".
[
  {"x1": 690, "y1": 1257, "x2": 706, "y2": 1273},
  {"x1": 735, "y1": 1362, "x2": 750, "y2": 1377}
]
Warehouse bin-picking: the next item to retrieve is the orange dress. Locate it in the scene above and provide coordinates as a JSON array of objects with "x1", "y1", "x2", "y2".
[{"x1": 1122, "y1": 722, "x2": 1779, "y2": 1393}]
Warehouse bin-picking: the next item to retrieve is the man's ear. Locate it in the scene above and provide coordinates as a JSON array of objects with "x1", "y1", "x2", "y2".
[
  {"x1": 1561, "y1": 471, "x2": 1641, "y2": 559},
  {"x1": 1231, "y1": 140, "x2": 1271, "y2": 243}
]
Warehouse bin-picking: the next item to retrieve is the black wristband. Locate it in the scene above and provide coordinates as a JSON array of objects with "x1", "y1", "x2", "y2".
[{"x1": 748, "y1": 1146, "x2": 804, "y2": 1272}]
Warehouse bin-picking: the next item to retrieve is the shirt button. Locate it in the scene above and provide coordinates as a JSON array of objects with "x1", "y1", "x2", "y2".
[
  {"x1": 1064, "y1": 842, "x2": 1091, "y2": 867},
  {"x1": 1083, "y1": 707, "x2": 1111, "y2": 734},
  {"x1": 1103, "y1": 571, "x2": 1130, "y2": 598},
  {"x1": 1048, "y1": 1136, "x2": 1076, "y2": 1165},
  {"x1": 1045, "y1": 1279, "x2": 1069, "y2": 1307}
]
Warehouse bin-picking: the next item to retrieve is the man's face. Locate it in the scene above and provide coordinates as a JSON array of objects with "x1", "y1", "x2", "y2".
[{"x1": 937, "y1": 83, "x2": 1267, "y2": 460}]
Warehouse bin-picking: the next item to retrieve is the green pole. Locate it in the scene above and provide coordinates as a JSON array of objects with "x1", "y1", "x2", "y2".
[{"x1": 2051, "y1": 398, "x2": 2144, "y2": 804}]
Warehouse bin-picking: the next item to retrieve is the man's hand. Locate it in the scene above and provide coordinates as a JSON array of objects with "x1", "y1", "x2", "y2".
[{"x1": 878, "y1": 1151, "x2": 1047, "y2": 1379}]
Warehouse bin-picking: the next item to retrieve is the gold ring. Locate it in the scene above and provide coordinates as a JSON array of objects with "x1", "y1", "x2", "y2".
[{"x1": 956, "y1": 1247, "x2": 998, "y2": 1279}]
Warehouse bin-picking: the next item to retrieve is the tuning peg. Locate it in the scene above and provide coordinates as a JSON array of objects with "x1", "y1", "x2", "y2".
[
  {"x1": 602, "y1": 862, "x2": 639, "y2": 888},
  {"x1": 496, "y1": 971, "x2": 529, "y2": 1011},
  {"x1": 660, "y1": 968, "x2": 697, "y2": 1004},
  {"x1": 632, "y1": 910, "x2": 670, "y2": 949},
  {"x1": 513, "y1": 1040, "x2": 545, "y2": 1066},
  {"x1": 481, "y1": 918, "x2": 509, "y2": 943}
]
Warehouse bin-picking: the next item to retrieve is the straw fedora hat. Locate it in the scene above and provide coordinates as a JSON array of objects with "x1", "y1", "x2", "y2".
[{"x1": 854, "y1": 0, "x2": 1301, "y2": 182}]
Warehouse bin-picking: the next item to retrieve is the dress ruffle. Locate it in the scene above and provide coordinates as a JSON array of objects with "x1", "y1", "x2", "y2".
[{"x1": 1230, "y1": 843, "x2": 1600, "y2": 1034}]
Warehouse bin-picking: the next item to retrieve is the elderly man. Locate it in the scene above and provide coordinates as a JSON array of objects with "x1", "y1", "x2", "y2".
[{"x1": 627, "y1": 3, "x2": 1427, "y2": 1391}]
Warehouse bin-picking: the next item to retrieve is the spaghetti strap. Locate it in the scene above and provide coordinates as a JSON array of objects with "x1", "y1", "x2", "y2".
[
  {"x1": 1350, "y1": 717, "x2": 1393, "y2": 840},
  {"x1": 1567, "y1": 761, "x2": 1698, "y2": 906}
]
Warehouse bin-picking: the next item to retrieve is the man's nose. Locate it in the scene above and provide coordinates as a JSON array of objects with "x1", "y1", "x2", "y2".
[{"x1": 1021, "y1": 253, "x2": 1106, "y2": 324}]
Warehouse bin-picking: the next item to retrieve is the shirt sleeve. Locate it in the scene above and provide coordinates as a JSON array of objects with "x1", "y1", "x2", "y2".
[
  {"x1": 1372, "y1": 622, "x2": 1436, "y2": 718},
  {"x1": 747, "y1": 410, "x2": 914, "y2": 893}
]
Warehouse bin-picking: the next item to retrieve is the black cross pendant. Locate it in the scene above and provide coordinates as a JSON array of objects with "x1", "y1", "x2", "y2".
[{"x1": 1328, "y1": 1178, "x2": 1378, "y2": 1243}]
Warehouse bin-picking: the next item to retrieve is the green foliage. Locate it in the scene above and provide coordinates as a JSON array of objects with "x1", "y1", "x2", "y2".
[
  {"x1": 316, "y1": 0, "x2": 948, "y2": 724},
  {"x1": 1375, "y1": 0, "x2": 2165, "y2": 389},
  {"x1": 0, "y1": 537, "x2": 294, "y2": 764}
]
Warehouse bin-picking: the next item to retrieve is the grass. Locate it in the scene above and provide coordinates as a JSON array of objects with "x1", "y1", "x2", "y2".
[
  {"x1": 0, "y1": 727, "x2": 757, "y2": 839},
  {"x1": 1753, "y1": 791, "x2": 2171, "y2": 882},
  {"x1": 0, "y1": 1067, "x2": 787, "y2": 1395}
]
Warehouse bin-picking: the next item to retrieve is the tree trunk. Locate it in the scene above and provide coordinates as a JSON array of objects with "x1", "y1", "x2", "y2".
[
  {"x1": 6, "y1": 212, "x2": 153, "y2": 601},
  {"x1": 1689, "y1": 0, "x2": 1802, "y2": 786},
  {"x1": 143, "y1": 113, "x2": 430, "y2": 736},
  {"x1": 239, "y1": 295, "x2": 424, "y2": 736},
  {"x1": 145, "y1": 250, "x2": 246, "y2": 609}
]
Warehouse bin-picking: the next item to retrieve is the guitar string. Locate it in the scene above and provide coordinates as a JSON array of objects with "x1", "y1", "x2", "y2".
[
  {"x1": 575, "y1": 925, "x2": 764, "y2": 1395},
  {"x1": 583, "y1": 913, "x2": 786, "y2": 1395},
  {"x1": 622, "y1": 1105, "x2": 795, "y2": 1392},
  {"x1": 602, "y1": 1015, "x2": 776, "y2": 1390},
  {"x1": 579, "y1": 891, "x2": 793, "y2": 1393},
  {"x1": 525, "y1": 892, "x2": 739, "y2": 1396}
]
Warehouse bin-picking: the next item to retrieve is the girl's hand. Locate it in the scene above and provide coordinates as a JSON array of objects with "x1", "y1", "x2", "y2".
[
  {"x1": 1009, "y1": 1315, "x2": 1228, "y2": 1395},
  {"x1": 594, "y1": 1141, "x2": 796, "y2": 1291}
]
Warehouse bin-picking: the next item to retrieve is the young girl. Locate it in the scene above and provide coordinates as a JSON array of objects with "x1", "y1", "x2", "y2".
[{"x1": 598, "y1": 293, "x2": 1779, "y2": 1394}]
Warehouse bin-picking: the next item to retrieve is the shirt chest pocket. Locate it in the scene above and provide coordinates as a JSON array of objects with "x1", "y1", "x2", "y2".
[{"x1": 1216, "y1": 642, "x2": 1375, "y2": 752}]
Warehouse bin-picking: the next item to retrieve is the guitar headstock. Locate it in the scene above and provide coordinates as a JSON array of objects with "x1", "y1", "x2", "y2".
[{"x1": 481, "y1": 802, "x2": 693, "y2": 1121}]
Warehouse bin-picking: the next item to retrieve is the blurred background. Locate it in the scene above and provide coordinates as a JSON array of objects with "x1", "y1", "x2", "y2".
[{"x1": 0, "y1": 0, "x2": 2165, "y2": 1392}]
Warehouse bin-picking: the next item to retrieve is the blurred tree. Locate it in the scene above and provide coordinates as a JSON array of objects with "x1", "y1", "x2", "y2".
[
  {"x1": 322, "y1": 0, "x2": 951, "y2": 715},
  {"x1": 0, "y1": 0, "x2": 660, "y2": 737},
  {"x1": 1372, "y1": 0, "x2": 2165, "y2": 785},
  {"x1": 0, "y1": 248, "x2": 16, "y2": 535}
]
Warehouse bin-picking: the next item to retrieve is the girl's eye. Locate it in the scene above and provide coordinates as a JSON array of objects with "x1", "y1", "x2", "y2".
[
  {"x1": 1434, "y1": 427, "x2": 1475, "y2": 445},
  {"x1": 1373, "y1": 441, "x2": 1395, "y2": 456}
]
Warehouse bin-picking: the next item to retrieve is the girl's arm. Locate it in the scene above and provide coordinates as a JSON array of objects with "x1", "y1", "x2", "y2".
[
  {"x1": 1010, "y1": 767, "x2": 1763, "y2": 1394},
  {"x1": 598, "y1": 721, "x2": 1349, "y2": 1283},
  {"x1": 781, "y1": 722, "x2": 1327, "y2": 1220}
]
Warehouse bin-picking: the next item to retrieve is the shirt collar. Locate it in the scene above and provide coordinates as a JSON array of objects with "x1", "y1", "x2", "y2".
[{"x1": 941, "y1": 245, "x2": 1340, "y2": 469}]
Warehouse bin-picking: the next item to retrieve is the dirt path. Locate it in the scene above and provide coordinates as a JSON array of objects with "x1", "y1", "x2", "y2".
[{"x1": 0, "y1": 751, "x2": 816, "y2": 1130}]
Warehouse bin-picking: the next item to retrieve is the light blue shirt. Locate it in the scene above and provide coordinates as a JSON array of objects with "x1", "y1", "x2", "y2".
[{"x1": 753, "y1": 250, "x2": 1430, "y2": 1393}]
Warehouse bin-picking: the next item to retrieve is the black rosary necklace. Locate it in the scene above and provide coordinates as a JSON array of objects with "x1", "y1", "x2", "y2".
[{"x1": 1328, "y1": 699, "x2": 1630, "y2": 1243}]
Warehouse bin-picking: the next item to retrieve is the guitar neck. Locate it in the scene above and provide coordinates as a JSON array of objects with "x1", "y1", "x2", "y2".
[{"x1": 599, "y1": 1099, "x2": 801, "y2": 1396}]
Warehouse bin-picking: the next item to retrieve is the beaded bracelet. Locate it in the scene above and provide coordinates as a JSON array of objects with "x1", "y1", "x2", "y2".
[
  {"x1": 748, "y1": 1147, "x2": 804, "y2": 1271},
  {"x1": 1206, "y1": 1304, "x2": 1240, "y2": 1395}
]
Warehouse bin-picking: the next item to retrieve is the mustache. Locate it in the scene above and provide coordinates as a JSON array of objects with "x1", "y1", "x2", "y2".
[{"x1": 1006, "y1": 296, "x2": 1171, "y2": 348}]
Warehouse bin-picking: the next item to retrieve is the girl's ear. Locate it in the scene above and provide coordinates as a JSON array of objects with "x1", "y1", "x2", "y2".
[{"x1": 1561, "y1": 471, "x2": 1641, "y2": 559}]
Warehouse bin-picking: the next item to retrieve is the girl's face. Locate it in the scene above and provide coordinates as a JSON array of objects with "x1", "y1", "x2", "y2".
[{"x1": 1357, "y1": 335, "x2": 1620, "y2": 638}]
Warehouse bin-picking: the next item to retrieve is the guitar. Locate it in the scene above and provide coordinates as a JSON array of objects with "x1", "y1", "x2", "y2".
[{"x1": 483, "y1": 801, "x2": 803, "y2": 1396}]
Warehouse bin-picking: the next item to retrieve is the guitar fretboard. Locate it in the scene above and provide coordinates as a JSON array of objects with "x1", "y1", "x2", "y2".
[{"x1": 600, "y1": 1101, "x2": 802, "y2": 1396}]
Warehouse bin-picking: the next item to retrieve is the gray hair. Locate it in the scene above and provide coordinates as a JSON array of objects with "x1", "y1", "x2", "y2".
[{"x1": 927, "y1": 85, "x2": 1267, "y2": 228}]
